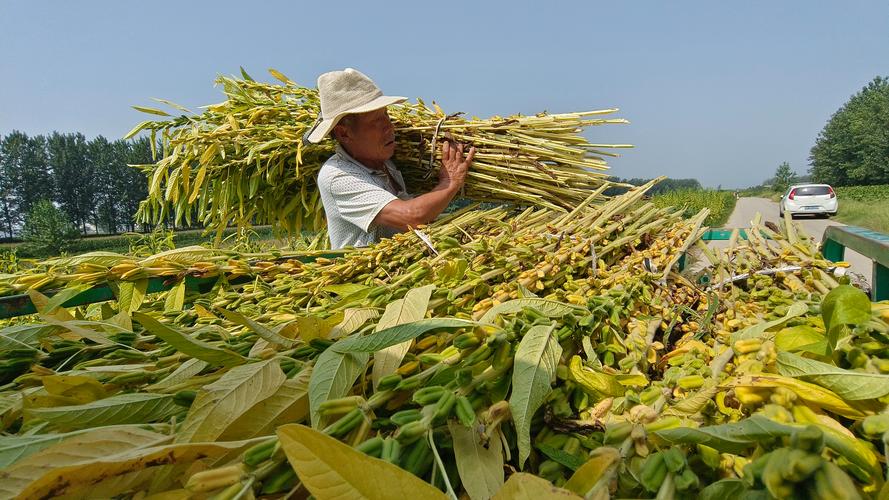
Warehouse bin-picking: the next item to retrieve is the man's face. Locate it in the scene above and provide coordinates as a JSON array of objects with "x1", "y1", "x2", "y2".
[{"x1": 336, "y1": 108, "x2": 396, "y2": 165}]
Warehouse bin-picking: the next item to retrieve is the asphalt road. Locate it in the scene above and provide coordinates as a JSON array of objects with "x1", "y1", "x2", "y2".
[{"x1": 707, "y1": 197, "x2": 873, "y2": 287}]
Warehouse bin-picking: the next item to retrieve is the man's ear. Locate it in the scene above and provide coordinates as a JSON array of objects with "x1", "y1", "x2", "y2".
[{"x1": 333, "y1": 123, "x2": 349, "y2": 142}]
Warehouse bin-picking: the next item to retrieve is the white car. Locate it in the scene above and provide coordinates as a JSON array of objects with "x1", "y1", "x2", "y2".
[{"x1": 779, "y1": 183, "x2": 838, "y2": 218}]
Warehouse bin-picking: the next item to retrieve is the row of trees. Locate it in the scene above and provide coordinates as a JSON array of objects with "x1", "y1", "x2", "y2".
[
  {"x1": 0, "y1": 132, "x2": 152, "y2": 238},
  {"x1": 809, "y1": 76, "x2": 889, "y2": 186}
]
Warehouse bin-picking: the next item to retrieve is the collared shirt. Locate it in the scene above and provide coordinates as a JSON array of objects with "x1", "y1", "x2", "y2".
[{"x1": 317, "y1": 145, "x2": 411, "y2": 249}]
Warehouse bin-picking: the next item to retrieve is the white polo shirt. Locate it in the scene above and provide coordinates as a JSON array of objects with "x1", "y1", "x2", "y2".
[{"x1": 318, "y1": 145, "x2": 411, "y2": 249}]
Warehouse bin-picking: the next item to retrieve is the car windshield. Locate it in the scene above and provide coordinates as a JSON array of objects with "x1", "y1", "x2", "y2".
[{"x1": 794, "y1": 186, "x2": 831, "y2": 196}]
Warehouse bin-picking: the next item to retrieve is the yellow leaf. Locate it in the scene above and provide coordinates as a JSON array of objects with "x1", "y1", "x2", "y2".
[
  {"x1": 492, "y1": 473, "x2": 581, "y2": 500},
  {"x1": 448, "y1": 421, "x2": 504, "y2": 500},
  {"x1": 0, "y1": 426, "x2": 264, "y2": 499},
  {"x1": 189, "y1": 163, "x2": 208, "y2": 203},
  {"x1": 268, "y1": 68, "x2": 292, "y2": 84},
  {"x1": 132, "y1": 105, "x2": 170, "y2": 116},
  {"x1": 276, "y1": 424, "x2": 448, "y2": 500},
  {"x1": 42, "y1": 375, "x2": 106, "y2": 404},
  {"x1": 563, "y1": 447, "x2": 620, "y2": 496}
]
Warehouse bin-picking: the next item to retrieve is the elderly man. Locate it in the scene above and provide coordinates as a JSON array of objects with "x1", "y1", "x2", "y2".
[{"x1": 305, "y1": 68, "x2": 475, "y2": 249}]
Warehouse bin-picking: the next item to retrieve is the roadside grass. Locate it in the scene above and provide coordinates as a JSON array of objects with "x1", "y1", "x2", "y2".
[
  {"x1": 833, "y1": 199, "x2": 889, "y2": 234},
  {"x1": 651, "y1": 189, "x2": 737, "y2": 227}
]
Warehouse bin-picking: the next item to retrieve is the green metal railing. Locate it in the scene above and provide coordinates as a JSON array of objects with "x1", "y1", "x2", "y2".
[{"x1": 821, "y1": 226, "x2": 889, "y2": 301}]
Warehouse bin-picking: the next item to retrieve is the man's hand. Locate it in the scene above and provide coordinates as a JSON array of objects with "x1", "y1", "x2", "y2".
[{"x1": 437, "y1": 140, "x2": 476, "y2": 191}]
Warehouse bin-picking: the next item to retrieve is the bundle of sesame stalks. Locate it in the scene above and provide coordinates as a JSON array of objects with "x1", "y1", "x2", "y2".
[{"x1": 127, "y1": 68, "x2": 632, "y2": 237}]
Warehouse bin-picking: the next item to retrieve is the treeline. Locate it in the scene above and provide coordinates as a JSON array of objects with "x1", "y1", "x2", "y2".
[
  {"x1": 810, "y1": 76, "x2": 889, "y2": 186},
  {"x1": 604, "y1": 177, "x2": 703, "y2": 196},
  {"x1": 0, "y1": 132, "x2": 152, "y2": 238}
]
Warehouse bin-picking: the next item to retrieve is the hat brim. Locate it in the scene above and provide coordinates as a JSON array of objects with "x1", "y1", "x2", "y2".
[{"x1": 305, "y1": 95, "x2": 407, "y2": 143}]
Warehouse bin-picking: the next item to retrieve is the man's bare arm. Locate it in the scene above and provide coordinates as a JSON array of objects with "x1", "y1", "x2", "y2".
[{"x1": 374, "y1": 141, "x2": 475, "y2": 231}]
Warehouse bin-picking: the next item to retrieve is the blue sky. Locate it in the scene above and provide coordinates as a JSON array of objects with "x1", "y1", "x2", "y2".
[{"x1": 1, "y1": 1, "x2": 887, "y2": 188}]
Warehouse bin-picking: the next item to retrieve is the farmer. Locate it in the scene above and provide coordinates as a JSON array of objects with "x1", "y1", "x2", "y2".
[{"x1": 305, "y1": 68, "x2": 475, "y2": 249}]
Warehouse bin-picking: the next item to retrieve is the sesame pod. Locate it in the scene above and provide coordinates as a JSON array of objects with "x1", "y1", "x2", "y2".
[
  {"x1": 396, "y1": 360, "x2": 420, "y2": 376},
  {"x1": 414, "y1": 335, "x2": 440, "y2": 351},
  {"x1": 461, "y1": 343, "x2": 492, "y2": 366},
  {"x1": 418, "y1": 352, "x2": 446, "y2": 365},
  {"x1": 455, "y1": 395, "x2": 476, "y2": 427},
  {"x1": 674, "y1": 468, "x2": 700, "y2": 491},
  {"x1": 733, "y1": 338, "x2": 763, "y2": 355},
  {"x1": 662, "y1": 447, "x2": 686, "y2": 473},
  {"x1": 676, "y1": 375, "x2": 705, "y2": 390},
  {"x1": 243, "y1": 438, "x2": 277, "y2": 467},
  {"x1": 412, "y1": 386, "x2": 447, "y2": 406},
  {"x1": 562, "y1": 437, "x2": 581, "y2": 456},
  {"x1": 603, "y1": 422, "x2": 634, "y2": 445},
  {"x1": 390, "y1": 409, "x2": 424, "y2": 427},
  {"x1": 322, "y1": 408, "x2": 364, "y2": 438},
  {"x1": 492, "y1": 343, "x2": 513, "y2": 372},
  {"x1": 639, "y1": 451, "x2": 667, "y2": 493},
  {"x1": 395, "y1": 375, "x2": 422, "y2": 392},
  {"x1": 186, "y1": 464, "x2": 245, "y2": 492},
  {"x1": 761, "y1": 448, "x2": 794, "y2": 499},
  {"x1": 377, "y1": 373, "x2": 403, "y2": 391},
  {"x1": 401, "y1": 439, "x2": 433, "y2": 477},
  {"x1": 260, "y1": 463, "x2": 298, "y2": 495},
  {"x1": 108, "y1": 370, "x2": 155, "y2": 386},
  {"x1": 453, "y1": 332, "x2": 481, "y2": 349},
  {"x1": 395, "y1": 420, "x2": 429, "y2": 445},
  {"x1": 432, "y1": 391, "x2": 457, "y2": 422},
  {"x1": 318, "y1": 395, "x2": 363, "y2": 417},
  {"x1": 381, "y1": 437, "x2": 402, "y2": 464},
  {"x1": 292, "y1": 344, "x2": 316, "y2": 358},
  {"x1": 355, "y1": 435, "x2": 385, "y2": 458},
  {"x1": 810, "y1": 461, "x2": 861, "y2": 500},
  {"x1": 309, "y1": 338, "x2": 335, "y2": 352},
  {"x1": 173, "y1": 390, "x2": 198, "y2": 407}
]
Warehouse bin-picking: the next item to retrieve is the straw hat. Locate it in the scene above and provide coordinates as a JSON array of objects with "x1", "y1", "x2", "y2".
[{"x1": 304, "y1": 68, "x2": 406, "y2": 143}]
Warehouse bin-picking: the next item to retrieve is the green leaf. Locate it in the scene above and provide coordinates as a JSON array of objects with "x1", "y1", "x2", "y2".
[
  {"x1": 163, "y1": 281, "x2": 185, "y2": 313},
  {"x1": 731, "y1": 302, "x2": 807, "y2": 343},
  {"x1": 563, "y1": 447, "x2": 621, "y2": 496},
  {"x1": 655, "y1": 415, "x2": 794, "y2": 454},
  {"x1": 23, "y1": 393, "x2": 181, "y2": 431},
  {"x1": 218, "y1": 368, "x2": 312, "y2": 440},
  {"x1": 700, "y1": 479, "x2": 750, "y2": 500},
  {"x1": 822, "y1": 284, "x2": 872, "y2": 352},
  {"x1": 43, "y1": 283, "x2": 94, "y2": 313},
  {"x1": 332, "y1": 318, "x2": 474, "y2": 353},
  {"x1": 132, "y1": 105, "x2": 170, "y2": 116},
  {"x1": 308, "y1": 347, "x2": 369, "y2": 428},
  {"x1": 480, "y1": 298, "x2": 584, "y2": 325},
  {"x1": 118, "y1": 279, "x2": 148, "y2": 314},
  {"x1": 509, "y1": 324, "x2": 561, "y2": 469},
  {"x1": 328, "y1": 307, "x2": 380, "y2": 340},
  {"x1": 775, "y1": 325, "x2": 828, "y2": 355},
  {"x1": 215, "y1": 308, "x2": 295, "y2": 347},
  {"x1": 448, "y1": 421, "x2": 504, "y2": 500},
  {"x1": 371, "y1": 285, "x2": 435, "y2": 389},
  {"x1": 134, "y1": 312, "x2": 246, "y2": 367},
  {"x1": 0, "y1": 324, "x2": 64, "y2": 350},
  {"x1": 276, "y1": 424, "x2": 448, "y2": 500},
  {"x1": 535, "y1": 442, "x2": 586, "y2": 471},
  {"x1": 776, "y1": 351, "x2": 889, "y2": 400},
  {"x1": 176, "y1": 359, "x2": 286, "y2": 443},
  {"x1": 146, "y1": 358, "x2": 208, "y2": 391}
]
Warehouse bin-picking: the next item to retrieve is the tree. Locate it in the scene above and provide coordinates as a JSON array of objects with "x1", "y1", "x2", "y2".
[
  {"x1": 21, "y1": 200, "x2": 79, "y2": 257},
  {"x1": 810, "y1": 76, "x2": 889, "y2": 185},
  {"x1": 48, "y1": 132, "x2": 95, "y2": 234},
  {"x1": 772, "y1": 161, "x2": 797, "y2": 193}
]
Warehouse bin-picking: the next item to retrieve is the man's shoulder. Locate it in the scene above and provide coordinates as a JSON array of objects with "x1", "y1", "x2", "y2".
[{"x1": 319, "y1": 153, "x2": 370, "y2": 181}]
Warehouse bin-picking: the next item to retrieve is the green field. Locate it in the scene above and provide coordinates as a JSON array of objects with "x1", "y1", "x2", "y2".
[
  {"x1": 833, "y1": 185, "x2": 889, "y2": 233},
  {"x1": 651, "y1": 189, "x2": 737, "y2": 227}
]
